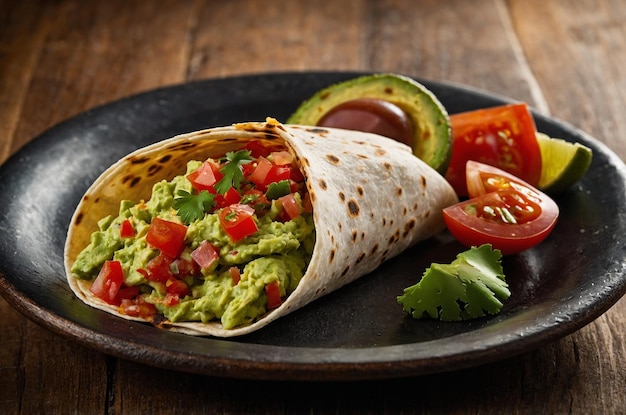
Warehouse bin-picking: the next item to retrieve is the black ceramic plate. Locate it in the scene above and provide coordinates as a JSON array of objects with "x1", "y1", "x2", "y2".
[{"x1": 2, "y1": 72, "x2": 626, "y2": 381}]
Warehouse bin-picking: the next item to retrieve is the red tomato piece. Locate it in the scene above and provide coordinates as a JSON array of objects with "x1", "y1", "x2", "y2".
[
  {"x1": 265, "y1": 164, "x2": 292, "y2": 185},
  {"x1": 265, "y1": 281, "x2": 282, "y2": 309},
  {"x1": 215, "y1": 186, "x2": 241, "y2": 208},
  {"x1": 166, "y1": 279, "x2": 190, "y2": 297},
  {"x1": 115, "y1": 286, "x2": 141, "y2": 303},
  {"x1": 218, "y1": 203, "x2": 258, "y2": 242},
  {"x1": 172, "y1": 257, "x2": 199, "y2": 278},
  {"x1": 191, "y1": 240, "x2": 219, "y2": 271},
  {"x1": 248, "y1": 157, "x2": 273, "y2": 188},
  {"x1": 120, "y1": 297, "x2": 157, "y2": 318},
  {"x1": 146, "y1": 217, "x2": 187, "y2": 258},
  {"x1": 443, "y1": 162, "x2": 559, "y2": 255},
  {"x1": 229, "y1": 266, "x2": 241, "y2": 286},
  {"x1": 240, "y1": 189, "x2": 270, "y2": 214},
  {"x1": 187, "y1": 160, "x2": 223, "y2": 192},
  {"x1": 119, "y1": 219, "x2": 136, "y2": 238},
  {"x1": 90, "y1": 260, "x2": 124, "y2": 304},
  {"x1": 244, "y1": 141, "x2": 275, "y2": 158},
  {"x1": 445, "y1": 103, "x2": 542, "y2": 196},
  {"x1": 145, "y1": 253, "x2": 174, "y2": 283},
  {"x1": 278, "y1": 193, "x2": 301, "y2": 220}
]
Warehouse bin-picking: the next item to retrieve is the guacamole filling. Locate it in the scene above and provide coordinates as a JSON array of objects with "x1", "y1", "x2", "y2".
[{"x1": 71, "y1": 142, "x2": 315, "y2": 330}]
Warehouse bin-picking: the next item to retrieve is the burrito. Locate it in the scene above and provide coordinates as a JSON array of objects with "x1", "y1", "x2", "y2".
[{"x1": 64, "y1": 118, "x2": 458, "y2": 337}]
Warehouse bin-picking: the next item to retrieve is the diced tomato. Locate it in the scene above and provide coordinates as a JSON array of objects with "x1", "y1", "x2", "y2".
[
  {"x1": 240, "y1": 189, "x2": 270, "y2": 214},
  {"x1": 114, "y1": 286, "x2": 141, "y2": 303},
  {"x1": 90, "y1": 260, "x2": 124, "y2": 304},
  {"x1": 119, "y1": 219, "x2": 136, "y2": 238},
  {"x1": 191, "y1": 240, "x2": 219, "y2": 271},
  {"x1": 187, "y1": 160, "x2": 223, "y2": 192},
  {"x1": 145, "y1": 253, "x2": 174, "y2": 283},
  {"x1": 265, "y1": 281, "x2": 283, "y2": 309},
  {"x1": 146, "y1": 217, "x2": 187, "y2": 258},
  {"x1": 166, "y1": 279, "x2": 190, "y2": 297},
  {"x1": 218, "y1": 203, "x2": 258, "y2": 242},
  {"x1": 445, "y1": 103, "x2": 542, "y2": 196},
  {"x1": 443, "y1": 162, "x2": 559, "y2": 255},
  {"x1": 248, "y1": 157, "x2": 274, "y2": 187},
  {"x1": 278, "y1": 193, "x2": 301, "y2": 220},
  {"x1": 229, "y1": 266, "x2": 241, "y2": 285},
  {"x1": 215, "y1": 186, "x2": 241, "y2": 208},
  {"x1": 265, "y1": 164, "x2": 292, "y2": 185},
  {"x1": 119, "y1": 297, "x2": 157, "y2": 318},
  {"x1": 290, "y1": 166, "x2": 305, "y2": 183},
  {"x1": 244, "y1": 141, "x2": 273, "y2": 158},
  {"x1": 172, "y1": 257, "x2": 199, "y2": 278}
]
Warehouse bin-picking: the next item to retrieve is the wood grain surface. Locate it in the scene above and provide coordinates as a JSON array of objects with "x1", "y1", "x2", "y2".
[{"x1": 1, "y1": 0, "x2": 625, "y2": 413}]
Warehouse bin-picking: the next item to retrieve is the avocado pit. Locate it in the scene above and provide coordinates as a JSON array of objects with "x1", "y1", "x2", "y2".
[{"x1": 317, "y1": 98, "x2": 414, "y2": 146}]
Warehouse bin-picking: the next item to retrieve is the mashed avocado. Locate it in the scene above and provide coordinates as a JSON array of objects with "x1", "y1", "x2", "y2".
[{"x1": 71, "y1": 153, "x2": 315, "y2": 330}]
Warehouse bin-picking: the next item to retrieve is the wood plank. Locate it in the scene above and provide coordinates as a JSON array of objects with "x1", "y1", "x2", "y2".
[
  {"x1": 11, "y1": 0, "x2": 199, "y2": 150},
  {"x1": 510, "y1": 0, "x2": 626, "y2": 158}
]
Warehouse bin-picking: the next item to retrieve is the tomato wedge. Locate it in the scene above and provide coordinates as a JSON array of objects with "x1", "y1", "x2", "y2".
[
  {"x1": 445, "y1": 103, "x2": 542, "y2": 196},
  {"x1": 443, "y1": 162, "x2": 559, "y2": 255}
]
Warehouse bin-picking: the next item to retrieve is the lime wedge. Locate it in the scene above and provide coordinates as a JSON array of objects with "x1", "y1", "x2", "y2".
[{"x1": 536, "y1": 132, "x2": 593, "y2": 193}]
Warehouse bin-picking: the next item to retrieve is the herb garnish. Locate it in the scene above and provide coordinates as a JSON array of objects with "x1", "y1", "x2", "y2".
[
  {"x1": 215, "y1": 150, "x2": 253, "y2": 194},
  {"x1": 173, "y1": 190, "x2": 216, "y2": 225}
]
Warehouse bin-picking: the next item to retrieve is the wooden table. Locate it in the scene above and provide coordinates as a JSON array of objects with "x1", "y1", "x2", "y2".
[{"x1": 2, "y1": 0, "x2": 625, "y2": 413}]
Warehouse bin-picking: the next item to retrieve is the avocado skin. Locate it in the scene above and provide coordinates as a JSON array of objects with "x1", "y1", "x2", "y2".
[{"x1": 287, "y1": 73, "x2": 452, "y2": 174}]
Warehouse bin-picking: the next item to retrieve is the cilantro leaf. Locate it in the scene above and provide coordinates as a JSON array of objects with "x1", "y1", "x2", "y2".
[
  {"x1": 397, "y1": 244, "x2": 510, "y2": 321},
  {"x1": 214, "y1": 150, "x2": 252, "y2": 194},
  {"x1": 265, "y1": 180, "x2": 291, "y2": 199},
  {"x1": 173, "y1": 190, "x2": 216, "y2": 225}
]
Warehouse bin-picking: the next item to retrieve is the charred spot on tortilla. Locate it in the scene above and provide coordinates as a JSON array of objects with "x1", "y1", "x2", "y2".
[
  {"x1": 383, "y1": 162, "x2": 392, "y2": 172},
  {"x1": 370, "y1": 244, "x2": 379, "y2": 255},
  {"x1": 423, "y1": 209, "x2": 431, "y2": 219},
  {"x1": 356, "y1": 253, "x2": 366, "y2": 264},
  {"x1": 347, "y1": 199, "x2": 360, "y2": 217},
  {"x1": 147, "y1": 163, "x2": 162, "y2": 176},
  {"x1": 122, "y1": 174, "x2": 140, "y2": 188},
  {"x1": 341, "y1": 265, "x2": 350, "y2": 277},
  {"x1": 74, "y1": 212, "x2": 84, "y2": 226},
  {"x1": 318, "y1": 179, "x2": 328, "y2": 190},
  {"x1": 166, "y1": 141, "x2": 197, "y2": 151},
  {"x1": 356, "y1": 185, "x2": 364, "y2": 197},
  {"x1": 403, "y1": 218, "x2": 417, "y2": 237},
  {"x1": 305, "y1": 127, "x2": 329, "y2": 134},
  {"x1": 412, "y1": 202, "x2": 419, "y2": 211},
  {"x1": 129, "y1": 156, "x2": 150, "y2": 165},
  {"x1": 396, "y1": 187, "x2": 403, "y2": 196},
  {"x1": 325, "y1": 154, "x2": 340, "y2": 165},
  {"x1": 375, "y1": 149, "x2": 386, "y2": 157},
  {"x1": 329, "y1": 249, "x2": 336, "y2": 264},
  {"x1": 158, "y1": 155, "x2": 172, "y2": 163},
  {"x1": 351, "y1": 230, "x2": 358, "y2": 243},
  {"x1": 357, "y1": 154, "x2": 368, "y2": 159},
  {"x1": 338, "y1": 192, "x2": 346, "y2": 202},
  {"x1": 421, "y1": 175, "x2": 427, "y2": 188}
]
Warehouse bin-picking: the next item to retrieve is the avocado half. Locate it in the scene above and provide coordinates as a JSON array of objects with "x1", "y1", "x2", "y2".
[{"x1": 286, "y1": 73, "x2": 452, "y2": 174}]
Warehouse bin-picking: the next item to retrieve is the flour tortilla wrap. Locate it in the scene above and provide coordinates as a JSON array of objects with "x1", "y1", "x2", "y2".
[{"x1": 64, "y1": 119, "x2": 458, "y2": 337}]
